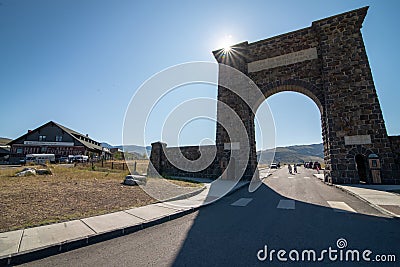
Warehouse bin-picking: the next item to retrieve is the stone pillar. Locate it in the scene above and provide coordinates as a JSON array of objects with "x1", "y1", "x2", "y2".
[
  {"x1": 213, "y1": 42, "x2": 258, "y2": 181},
  {"x1": 313, "y1": 7, "x2": 396, "y2": 183},
  {"x1": 148, "y1": 141, "x2": 166, "y2": 176}
]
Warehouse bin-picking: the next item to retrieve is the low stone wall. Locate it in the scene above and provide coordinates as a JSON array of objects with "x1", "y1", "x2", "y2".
[
  {"x1": 148, "y1": 142, "x2": 219, "y2": 179},
  {"x1": 389, "y1": 136, "x2": 400, "y2": 164}
]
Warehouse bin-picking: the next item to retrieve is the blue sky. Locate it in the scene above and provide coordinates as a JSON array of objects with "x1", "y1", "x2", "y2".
[{"x1": 1, "y1": 0, "x2": 399, "y2": 149}]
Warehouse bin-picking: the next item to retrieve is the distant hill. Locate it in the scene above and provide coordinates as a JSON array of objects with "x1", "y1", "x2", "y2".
[
  {"x1": 101, "y1": 142, "x2": 323, "y2": 163},
  {"x1": 100, "y1": 142, "x2": 114, "y2": 149},
  {"x1": 101, "y1": 143, "x2": 151, "y2": 159},
  {"x1": 114, "y1": 145, "x2": 151, "y2": 156},
  {"x1": 0, "y1": 137, "x2": 12, "y2": 145},
  {"x1": 258, "y1": 143, "x2": 323, "y2": 164}
]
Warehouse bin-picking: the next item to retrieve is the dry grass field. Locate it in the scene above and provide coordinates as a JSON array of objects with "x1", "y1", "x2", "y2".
[{"x1": 0, "y1": 162, "x2": 201, "y2": 233}]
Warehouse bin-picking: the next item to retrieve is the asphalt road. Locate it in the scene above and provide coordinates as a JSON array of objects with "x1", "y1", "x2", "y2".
[{"x1": 20, "y1": 167, "x2": 399, "y2": 266}]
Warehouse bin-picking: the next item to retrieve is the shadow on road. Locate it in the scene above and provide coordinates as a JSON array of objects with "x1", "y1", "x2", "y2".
[{"x1": 171, "y1": 182, "x2": 399, "y2": 266}]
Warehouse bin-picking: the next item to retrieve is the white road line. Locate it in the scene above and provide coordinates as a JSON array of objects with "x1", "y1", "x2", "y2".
[
  {"x1": 277, "y1": 199, "x2": 295, "y2": 209},
  {"x1": 327, "y1": 201, "x2": 356, "y2": 213},
  {"x1": 231, "y1": 198, "x2": 253, "y2": 207},
  {"x1": 303, "y1": 176, "x2": 310, "y2": 179},
  {"x1": 287, "y1": 176, "x2": 294, "y2": 179},
  {"x1": 272, "y1": 176, "x2": 279, "y2": 179}
]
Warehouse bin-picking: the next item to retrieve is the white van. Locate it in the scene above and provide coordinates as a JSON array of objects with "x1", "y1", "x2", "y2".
[
  {"x1": 73, "y1": 155, "x2": 89, "y2": 162},
  {"x1": 25, "y1": 154, "x2": 56, "y2": 164}
]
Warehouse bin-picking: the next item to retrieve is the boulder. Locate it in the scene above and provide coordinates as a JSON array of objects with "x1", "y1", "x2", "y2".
[
  {"x1": 123, "y1": 175, "x2": 147, "y2": 186},
  {"x1": 16, "y1": 168, "x2": 36, "y2": 177},
  {"x1": 36, "y1": 169, "x2": 52, "y2": 175}
]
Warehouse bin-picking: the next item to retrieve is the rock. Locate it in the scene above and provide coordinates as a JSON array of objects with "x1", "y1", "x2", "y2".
[
  {"x1": 36, "y1": 169, "x2": 52, "y2": 175},
  {"x1": 16, "y1": 168, "x2": 36, "y2": 177},
  {"x1": 123, "y1": 175, "x2": 147, "y2": 186}
]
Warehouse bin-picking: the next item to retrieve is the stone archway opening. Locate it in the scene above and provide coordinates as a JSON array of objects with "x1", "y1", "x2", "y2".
[
  {"x1": 255, "y1": 89, "x2": 324, "y2": 170},
  {"x1": 355, "y1": 154, "x2": 368, "y2": 183}
]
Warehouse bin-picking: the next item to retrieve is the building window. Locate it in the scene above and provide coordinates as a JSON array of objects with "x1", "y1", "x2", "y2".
[
  {"x1": 39, "y1": 135, "x2": 46, "y2": 141},
  {"x1": 16, "y1": 148, "x2": 23, "y2": 154},
  {"x1": 41, "y1": 147, "x2": 47, "y2": 153},
  {"x1": 56, "y1": 136, "x2": 63, "y2": 142}
]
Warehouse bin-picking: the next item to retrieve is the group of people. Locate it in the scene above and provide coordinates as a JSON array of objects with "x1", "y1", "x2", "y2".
[
  {"x1": 287, "y1": 163, "x2": 321, "y2": 174},
  {"x1": 287, "y1": 163, "x2": 297, "y2": 174}
]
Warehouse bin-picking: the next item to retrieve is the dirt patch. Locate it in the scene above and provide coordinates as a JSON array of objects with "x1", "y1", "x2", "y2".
[{"x1": 0, "y1": 164, "x2": 202, "y2": 233}]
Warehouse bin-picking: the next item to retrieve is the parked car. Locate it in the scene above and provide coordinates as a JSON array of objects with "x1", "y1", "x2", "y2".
[
  {"x1": 73, "y1": 155, "x2": 89, "y2": 163},
  {"x1": 305, "y1": 161, "x2": 314, "y2": 168},
  {"x1": 25, "y1": 154, "x2": 56, "y2": 164},
  {"x1": 313, "y1": 162, "x2": 321, "y2": 170},
  {"x1": 270, "y1": 163, "x2": 278, "y2": 169},
  {"x1": 58, "y1": 157, "x2": 70, "y2": 163}
]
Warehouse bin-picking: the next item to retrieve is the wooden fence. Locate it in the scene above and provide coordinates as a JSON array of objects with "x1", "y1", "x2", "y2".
[{"x1": 76, "y1": 160, "x2": 149, "y2": 174}]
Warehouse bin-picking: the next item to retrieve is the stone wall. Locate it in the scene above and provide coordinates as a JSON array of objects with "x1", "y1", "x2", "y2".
[
  {"x1": 148, "y1": 142, "x2": 219, "y2": 179},
  {"x1": 389, "y1": 136, "x2": 400, "y2": 165}
]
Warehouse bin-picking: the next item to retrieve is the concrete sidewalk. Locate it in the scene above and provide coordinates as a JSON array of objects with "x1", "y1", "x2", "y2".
[
  {"x1": 334, "y1": 184, "x2": 400, "y2": 218},
  {"x1": 313, "y1": 173, "x2": 400, "y2": 218},
  {"x1": 0, "y1": 178, "x2": 249, "y2": 266}
]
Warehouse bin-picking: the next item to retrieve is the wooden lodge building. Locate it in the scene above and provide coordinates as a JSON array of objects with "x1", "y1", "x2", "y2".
[{"x1": 8, "y1": 121, "x2": 107, "y2": 164}]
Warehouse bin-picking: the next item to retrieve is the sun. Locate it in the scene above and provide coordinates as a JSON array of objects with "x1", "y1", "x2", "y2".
[
  {"x1": 223, "y1": 45, "x2": 232, "y2": 53},
  {"x1": 218, "y1": 34, "x2": 234, "y2": 53}
]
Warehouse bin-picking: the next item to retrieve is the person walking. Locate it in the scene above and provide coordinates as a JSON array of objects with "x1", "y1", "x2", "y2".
[
  {"x1": 293, "y1": 163, "x2": 297, "y2": 173},
  {"x1": 288, "y1": 164, "x2": 292, "y2": 174}
]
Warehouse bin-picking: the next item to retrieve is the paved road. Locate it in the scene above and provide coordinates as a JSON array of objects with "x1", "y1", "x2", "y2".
[{"x1": 21, "y1": 167, "x2": 399, "y2": 266}]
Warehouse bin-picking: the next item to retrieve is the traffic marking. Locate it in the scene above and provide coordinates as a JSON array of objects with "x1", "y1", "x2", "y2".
[
  {"x1": 303, "y1": 176, "x2": 310, "y2": 179},
  {"x1": 277, "y1": 199, "x2": 295, "y2": 209},
  {"x1": 231, "y1": 198, "x2": 253, "y2": 207},
  {"x1": 288, "y1": 176, "x2": 294, "y2": 179},
  {"x1": 327, "y1": 201, "x2": 356, "y2": 213}
]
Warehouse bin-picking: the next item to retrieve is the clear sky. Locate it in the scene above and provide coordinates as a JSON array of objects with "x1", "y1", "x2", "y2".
[{"x1": 1, "y1": 0, "x2": 399, "y2": 149}]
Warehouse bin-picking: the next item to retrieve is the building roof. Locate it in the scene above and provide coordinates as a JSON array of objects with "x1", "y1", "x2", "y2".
[
  {"x1": 52, "y1": 121, "x2": 102, "y2": 151},
  {"x1": 0, "y1": 146, "x2": 10, "y2": 154},
  {"x1": 8, "y1": 121, "x2": 103, "y2": 152}
]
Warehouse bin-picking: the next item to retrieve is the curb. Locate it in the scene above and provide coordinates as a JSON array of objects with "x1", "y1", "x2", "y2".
[
  {"x1": 330, "y1": 184, "x2": 399, "y2": 218},
  {"x1": 261, "y1": 173, "x2": 273, "y2": 180},
  {"x1": 312, "y1": 174, "x2": 399, "y2": 218},
  {"x1": 0, "y1": 181, "x2": 249, "y2": 266},
  {"x1": 160, "y1": 185, "x2": 207, "y2": 202},
  {"x1": 0, "y1": 209, "x2": 194, "y2": 266}
]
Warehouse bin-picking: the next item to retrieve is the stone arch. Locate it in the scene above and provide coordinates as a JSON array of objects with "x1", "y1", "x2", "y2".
[
  {"x1": 348, "y1": 146, "x2": 375, "y2": 158},
  {"x1": 257, "y1": 79, "x2": 324, "y2": 114},
  {"x1": 149, "y1": 7, "x2": 398, "y2": 185},
  {"x1": 253, "y1": 80, "x2": 328, "y2": 177},
  {"x1": 347, "y1": 146, "x2": 376, "y2": 183},
  {"x1": 212, "y1": 6, "x2": 397, "y2": 184}
]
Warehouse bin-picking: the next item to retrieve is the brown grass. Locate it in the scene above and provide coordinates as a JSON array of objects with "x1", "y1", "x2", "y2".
[{"x1": 0, "y1": 164, "x2": 200, "y2": 233}]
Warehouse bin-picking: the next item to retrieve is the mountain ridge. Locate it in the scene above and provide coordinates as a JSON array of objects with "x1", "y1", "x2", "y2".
[
  {"x1": 101, "y1": 142, "x2": 324, "y2": 164},
  {"x1": 0, "y1": 137, "x2": 12, "y2": 145},
  {"x1": 257, "y1": 143, "x2": 323, "y2": 164}
]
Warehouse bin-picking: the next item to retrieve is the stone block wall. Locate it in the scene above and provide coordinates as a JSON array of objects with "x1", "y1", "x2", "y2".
[
  {"x1": 148, "y1": 142, "x2": 219, "y2": 179},
  {"x1": 389, "y1": 136, "x2": 400, "y2": 168}
]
